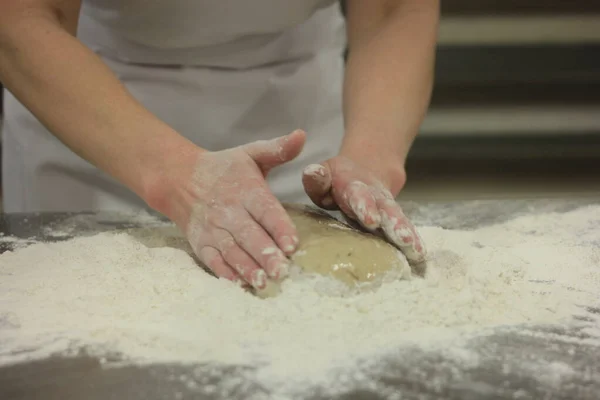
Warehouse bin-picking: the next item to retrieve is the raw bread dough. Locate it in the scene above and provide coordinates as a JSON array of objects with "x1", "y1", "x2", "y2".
[
  {"x1": 125, "y1": 203, "x2": 412, "y2": 298},
  {"x1": 257, "y1": 204, "x2": 411, "y2": 298}
]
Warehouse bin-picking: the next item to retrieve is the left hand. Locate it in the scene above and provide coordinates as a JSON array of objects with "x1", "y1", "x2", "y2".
[{"x1": 302, "y1": 155, "x2": 426, "y2": 264}]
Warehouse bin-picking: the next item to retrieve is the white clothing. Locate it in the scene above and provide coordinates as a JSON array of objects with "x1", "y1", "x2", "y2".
[{"x1": 2, "y1": 1, "x2": 346, "y2": 212}]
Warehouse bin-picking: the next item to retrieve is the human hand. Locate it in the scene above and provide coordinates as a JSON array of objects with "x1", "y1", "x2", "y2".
[
  {"x1": 302, "y1": 155, "x2": 426, "y2": 264},
  {"x1": 155, "y1": 130, "x2": 306, "y2": 290}
]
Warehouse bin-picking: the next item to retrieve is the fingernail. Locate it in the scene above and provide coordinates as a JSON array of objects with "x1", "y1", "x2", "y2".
[
  {"x1": 322, "y1": 195, "x2": 333, "y2": 207},
  {"x1": 415, "y1": 243, "x2": 426, "y2": 256},
  {"x1": 303, "y1": 164, "x2": 325, "y2": 177},
  {"x1": 234, "y1": 278, "x2": 250, "y2": 289},
  {"x1": 274, "y1": 260, "x2": 291, "y2": 280},
  {"x1": 261, "y1": 247, "x2": 278, "y2": 255},
  {"x1": 349, "y1": 197, "x2": 360, "y2": 214},
  {"x1": 280, "y1": 236, "x2": 297, "y2": 254},
  {"x1": 251, "y1": 269, "x2": 267, "y2": 289},
  {"x1": 266, "y1": 256, "x2": 290, "y2": 280}
]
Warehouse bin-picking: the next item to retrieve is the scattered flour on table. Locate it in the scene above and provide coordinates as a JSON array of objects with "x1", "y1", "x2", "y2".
[
  {"x1": 1, "y1": 206, "x2": 600, "y2": 398},
  {"x1": 38, "y1": 209, "x2": 168, "y2": 239}
]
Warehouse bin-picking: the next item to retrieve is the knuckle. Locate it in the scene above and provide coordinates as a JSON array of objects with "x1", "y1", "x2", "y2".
[
  {"x1": 379, "y1": 202, "x2": 403, "y2": 221},
  {"x1": 197, "y1": 247, "x2": 212, "y2": 261},
  {"x1": 205, "y1": 207, "x2": 222, "y2": 226},
  {"x1": 216, "y1": 237, "x2": 236, "y2": 255},
  {"x1": 377, "y1": 187, "x2": 395, "y2": 200},
  {"x1": 232, "y1": 263, "x2": 250, "y2": 277},
  {"x1": 187, "y1": 226, "x2": 212, "y2": 255},
  {"x1": 197, "y1": 247, "x2": 223, "y2": 272},
  {"x1": 205, "y1": 255, "x2": 222, "y2": 270},
  {"x1": 271, "y1": 217, "x2": 294, "y2": 237},
  {"x1": 263, "y1": 206, "x2": 284, "y2": 226},
  {"x1": 344, "y1": 181, "x2": 369, "y2": 201},
  {"x1": 254, "y1": 201, "x2": 281, "y2": 224},
  {"x1": 348, "y1": 180, "x2": 369, "y2": 192},
  {"x1": 243, "y1": 188, "x2": 276, "y2": 213},
  {"x1": 237, "y1": 223, "x2": 261, "y2": 244},
  {"x1": 381, "y1": 198, "x2": 398, "y2": 209},
  {"x1": 207, "y1": 205, "x2": 241, "y2": 229}
]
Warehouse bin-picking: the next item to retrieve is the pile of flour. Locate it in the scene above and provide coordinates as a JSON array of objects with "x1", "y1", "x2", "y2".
[{"x1": 1, "y1": 206, "x2": 599, "y2": 397}]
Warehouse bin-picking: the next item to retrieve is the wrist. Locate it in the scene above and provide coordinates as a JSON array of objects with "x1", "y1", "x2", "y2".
[
  {"x1": 136, "y1": 132, "x2": 205, "y2": 223},
  {"x1": 339, "y1": 141, "x2": 407, "y2": 196}
]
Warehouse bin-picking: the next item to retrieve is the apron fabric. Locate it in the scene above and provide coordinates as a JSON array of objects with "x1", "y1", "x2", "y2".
[{"x1": 2, "y1": 0, "x2": 346, "y2": 213}]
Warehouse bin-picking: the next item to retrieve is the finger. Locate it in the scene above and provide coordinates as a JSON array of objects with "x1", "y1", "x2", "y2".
[
  {"x1": 302, "y1": 163, "x2": 338, "y2": 210},
  {"x1": 243, "y1": 129, "x2": 306, "y2": 175},
  {"x1": 213, "y1": 228, "x2": 268, "y2": 289},
  {"x1": 377, "y1": 198, "x2": 427, "y2": 264},
  {"x1": 344, "y1": 181, "x2": 381, "y2": 231},
  {"x1": 226, "y1": 212, "x2": 292, "y2": 280},
  {"x1": 196, "y1": 246, "x2": 245, "y2": 286},
  {"x1": 321, "y1": 194, "x2": 335, "y2": 208},
  {"x1": 244, "y1": 191, "x2": 299, "y2": 256},
  {"x1": 340, "y1": 212, "x2": 367, "y2": 231}
]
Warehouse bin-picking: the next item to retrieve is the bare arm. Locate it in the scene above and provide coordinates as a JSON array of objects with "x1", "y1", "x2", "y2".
[
  {"x1": 341, "y1": 0, "x2": 439, "y2": 194},
  {"x1": 0, "y1": 1, "x2": 306, "y2": 288},
  {"x1": 0, "y1": 0, "x2": 199, "y2": 209}
]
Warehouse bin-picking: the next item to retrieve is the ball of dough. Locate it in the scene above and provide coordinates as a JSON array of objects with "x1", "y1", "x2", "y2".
[
  {"x1": 256, "y1": 203, "x2": 411, "y2": 298},
  {"x1": 124, "y1": 203, "x2": 412, "y2": 298}
]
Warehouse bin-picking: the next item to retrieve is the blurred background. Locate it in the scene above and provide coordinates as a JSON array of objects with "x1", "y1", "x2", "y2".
[
  {"x1": 402, "y1": 0, "x2": 600, "y2": 201},
  {"x1": 1, "y1": 1, "x2": 599, "y2": 208}
]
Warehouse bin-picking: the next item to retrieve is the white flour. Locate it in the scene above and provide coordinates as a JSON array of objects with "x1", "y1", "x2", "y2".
[{"x1": 1, "y1": 206, "x2": 599, "y2": 398}]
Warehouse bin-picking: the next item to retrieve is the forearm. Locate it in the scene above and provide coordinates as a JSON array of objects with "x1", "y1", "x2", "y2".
[
  {"x1": 0, "y1": 7, "x2": 199, "y2": 205},
  {"x1": 341, "y1": 0, "x2": 439, "y2": 193}
]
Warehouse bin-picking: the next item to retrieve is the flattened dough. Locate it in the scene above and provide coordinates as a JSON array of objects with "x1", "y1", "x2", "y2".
[
  {"x1": 124, "y1": 203, "x2": 412, "y2": 298},
  {"x1": 257, "y1": 203, "x2": 411, "y2": 298}
]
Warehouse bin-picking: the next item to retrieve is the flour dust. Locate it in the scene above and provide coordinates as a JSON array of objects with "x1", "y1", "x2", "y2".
[{"x1": 1, "y1": 206, "x2": 599, "y2": 398}]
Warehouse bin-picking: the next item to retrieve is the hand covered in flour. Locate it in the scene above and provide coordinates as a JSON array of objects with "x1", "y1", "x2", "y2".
[
  {"x1": 160, "y1": 130, "x2": 306, "y2": 289},
  {"x1": 302, "y1": 156, "x2": 426, "y2": 264}
]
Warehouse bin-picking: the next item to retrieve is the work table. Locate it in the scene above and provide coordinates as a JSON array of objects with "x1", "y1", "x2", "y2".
[{"x1": 0, "y1": 199, "x2": 599, "y2": 400}]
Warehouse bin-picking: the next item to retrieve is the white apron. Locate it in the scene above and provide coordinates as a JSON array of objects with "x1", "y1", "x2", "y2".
[{"x1": 2, "y1": 0, "x2": 346, "y2": 212}]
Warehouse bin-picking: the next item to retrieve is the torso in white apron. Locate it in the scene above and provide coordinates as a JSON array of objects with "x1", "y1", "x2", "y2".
[{"x1": 2, "y1": 0, "x2": 346, "y2": 212}]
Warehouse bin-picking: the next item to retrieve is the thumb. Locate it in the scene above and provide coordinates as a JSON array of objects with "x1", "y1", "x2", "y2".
[
  {"x1": 243, "y1": 129, "x2": 306, "y2": 175},
  {"x1": 302, "y1": 162, "x2": 337, "y2": 210}
]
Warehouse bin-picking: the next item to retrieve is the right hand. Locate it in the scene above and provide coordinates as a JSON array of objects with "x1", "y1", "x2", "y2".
[{"x1": 153, "y1": 130, "x2": 306, "y2": 290}]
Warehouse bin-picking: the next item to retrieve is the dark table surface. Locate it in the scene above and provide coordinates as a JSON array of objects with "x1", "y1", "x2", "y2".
[{"x1": 1, "y1": 199, "x2": 599, "y2": 400}]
